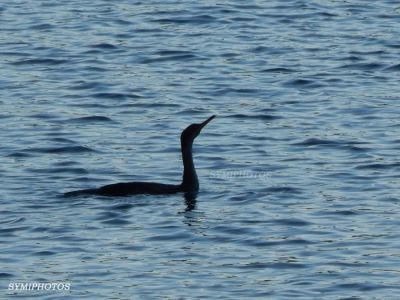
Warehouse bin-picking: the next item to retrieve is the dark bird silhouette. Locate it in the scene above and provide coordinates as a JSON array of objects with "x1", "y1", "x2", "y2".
[{"x1": 65, "y1": 115, "x2": 215, "y2": 197}]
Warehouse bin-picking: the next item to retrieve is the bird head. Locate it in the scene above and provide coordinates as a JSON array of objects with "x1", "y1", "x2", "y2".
[{"x1": 181, "y1": 115, "x2": 215, "y2": 143}]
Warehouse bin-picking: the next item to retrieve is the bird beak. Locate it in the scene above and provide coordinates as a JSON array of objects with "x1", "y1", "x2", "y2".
[{"x1": 199, "y1": 115, "x2": 216, "y2": 131}]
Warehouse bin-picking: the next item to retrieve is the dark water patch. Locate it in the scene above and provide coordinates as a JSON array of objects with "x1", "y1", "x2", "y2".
[
  {"x1": 284, "y1": 79, "x2": 324, "y2": 88},
  {"x1": 229, "y1": 113, "x2": 282, "y2": 121},
  {"x1": 0, "y1": 217, "x2": 26, "y2": 225},
  {"x1": 25, "y1": 146, "x2": 95, "y2": 154},
  {"x1": 101, "y1": 218, "x2": 131, "y2": 225},
  {"x1": 238, "y1": 262, "x2": 307, "y2": 269},
  {"x1": 292, "y1": 138, "x2": 359, "y2": 148},
  {"x1": 26, "y1": 167, "x2": 88, "y2": 175},
  {"x1": 151, "y1": 15, "x2": 218, "y2": 25},
  {"x1": 0, "y1": 114, "x2": 13, "y2": 119},
  {"x1": 0, "y1": 273, "x2": 14, "y2": 278},
  {"x1": 154, "y1": 50, "x2": 194, "y2": 56},
  {"x1": 232, "y1": 4, "x2": 263, "y2": 10},
  {"x1": 69, "y1": 81, "x2": 101, "y2": 90},
  {"x1": 356, "y1": 162, "x2": 400, "y2": 170},
  {"x1": 27, "y1": 113, "x2": 59, "y2": 120},
  {"x1": 347, "y1": 145, "x2": 371, "y2": 152},
  {"x1": 7, "y1": 152, "x2": 35, "y2": 158},
  {"x1": 10, "y1": 58, "x2": 69, "y2": 66},
  {"x1": 336, "y1": 55, "x2": 365, "y2": 62},
  {"x1": 128, "y1": 102, "x2": 181, "y2": 108},
  {"x1": 324, "y1": 210, "x2": 359, "y2": 216},
  {"x1": 350, "y1": 50, "x2": 386, "y2": 56},
  {"x1": 82, "y1": 66, "x2": 109, "y2": 72},
  {"x1": 114, "y1": 19, "x2": 133, "y2": 25},
  {"x1": 386, "y1": 44, "x2": 400, "y2": 49},
  {"x1": 246, "y1": 238, "x2": 314, "y2": 248},
  {"x1": 384, "y1": 64, "x2": 400, "y2": 71},
  {"x1": 30, "y1": 226, "x2": 50, "y2": 233},
  {"x1": 67, "y1": 116, "x2": 115, "y2": 124},
  {"x1": 134, "y1": 28, "x2": 165, "y2": 34},
  {"x1": 46, "y1": 138, "x2": 76, "y2": 144},
  {"x1": 261, "y1": 67, "x2": 296, "y2": 73},
  {"x1": 337, "y1": 62, "x2": 385, "y2": 71},
  {"x1": 109, "y1": 203, "x2": 135, "y2": 211},
  {"x1": 90, "y1": 92, "x2": 141, "y2": 100},
  {"x1": 29, "y1": 23, "x2": 54, "y2": 30},
  {"x1": 230, "y1": 17, "x2": 257, "y2": 22},
  {"x1": 332, "y1": 282, "x2": 390, "y2": 292},
  {"x1": 118, "y1": 245, "x2": 147, "y2": 251},
  {"x1": 34, "y1": 251, "x2": 56, "y2": 256},
  {"x1": 89, "y1": 43, "x2": 118, "y2": 50},
  {"x1": 96, "y1": 211, "x2": 124, "y2": 220},
  {"x1": 272, "y1": 218, "x2": 312, "y2": 226},
  {"x1": 0, "y1": 226, "x2": 29, "y2": 234}
]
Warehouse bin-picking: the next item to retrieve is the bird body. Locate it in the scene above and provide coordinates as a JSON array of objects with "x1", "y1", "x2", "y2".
[{"x1": 65, "y1": 115, "x2": 215, "y2": 197}]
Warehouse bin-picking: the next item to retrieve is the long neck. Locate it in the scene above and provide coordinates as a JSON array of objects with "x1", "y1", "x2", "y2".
[{"x1": 180, "y1": 139, "x2": 199, "y2": 192}]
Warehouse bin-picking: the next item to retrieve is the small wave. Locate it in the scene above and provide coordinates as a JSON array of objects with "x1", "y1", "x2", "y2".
[
  {"x1": 261, "y1": 67, "x2": 296, "y2": 73},
  {"x1": 90, "y1": 92, "x2": 141, "y2": 100},
  {"x1": 293, "y1": 138, "x2": 339, "y2": 146},
  {"x1": 26, "y1": 167, "x2": 88, "y2": 174},
  {"x1": 337, "y1": 62, "x2": 385, "y2": 71},
  {"x1": 101, "y1": 218, "x2": 131, "y2": 225},
  {"x1": 238, "y1": 261, "x2": 307, "y2": 269},
  {"x1": 26, "y1": 146, "x2": 94, "y2": 154},
  {"x1": 89, "y1": 43, "x2": 118, "y2": 50},
  {"x1": 386, "y1": 44, "x2": 400, "y2": 49},
  {"x1": 29, "y1": 23, "x2": 54, "y2": 30},
  {"x1": 229, "y1": 113, "x2": 282, "y2": 121},
  {"x1": 0, "y1": 273, "x2": 14, "y2": 278},
  {"x1": 356, "y1": 162, "x2": 400, "y2": 170},
  {"x1": 67, "y1": 115, "x2": 115, "y2": 123},
  {"x1": 262, "y1": 186, "x2": 302, "y2": 194},
  {"x1": 329, "y1": 210, "x2": 358, "y2": 216},
  {"x1": 151, "y1": 15, "x2": 217, "y2": 25},
  {"x1": 69, "y1": 81, "x2": 101, "y2": 90},
  {"x1": 284, "y1": 79, "x2": 324, "y2": 88},
  {"x1": 28, "y1": 113, "x2": 59, "y2": 119},
  {"x1": 0, "y1": 226, "x2": 29, "y2": 234},
  {"x1": 272, "y1": 218, "x2": 311, "y2": 226},
  {"x1": 7, "y1": 152, "x2": 35, "y2": 158},
  {"x1": 211, "y1": 88, "x2": 261, "y2": 96},
  {"x1": 293, "y1": 138, "x2": 371, "y2": 153},
  {"x1": 34, "y1": 251, "x2": 56, "y2": 256},
  {"x1": 10, "y1": 58, "x2": 68, "y2": 66},
  {"x1": 154, "y1": 50, "x2": 194, "y2": 56},
  {"x1": 109, "y1": 203, "x2": 135, "y2": 211},
  {"x1": 47, "y1": 138, "x2": 76, "y2": 143},
  {"x1": 140, "y1": 54, "x2": 200, "y2": 64},
  {"x1": 384, "y1": 64, "x2": 400, "y2": 71}
]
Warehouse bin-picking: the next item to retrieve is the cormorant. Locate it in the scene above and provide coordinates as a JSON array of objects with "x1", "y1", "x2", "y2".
[{"x1": 64, "y1": 115, "x2": 215, "y2": 197}]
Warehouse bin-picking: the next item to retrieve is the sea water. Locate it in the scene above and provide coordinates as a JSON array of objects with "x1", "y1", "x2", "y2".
[{"x1": 1, "y1": 1, "x2": 400, "y2": 299}]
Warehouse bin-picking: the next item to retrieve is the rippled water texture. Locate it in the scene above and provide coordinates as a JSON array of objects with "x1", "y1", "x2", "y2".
[{"x1": 1, "y1": 1, "x2": 400, "y2": 299}]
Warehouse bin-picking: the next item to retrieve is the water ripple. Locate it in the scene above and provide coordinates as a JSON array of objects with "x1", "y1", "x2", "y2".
[{"x1": 1, "y1": 1, "x2": 400, "y2": 299}]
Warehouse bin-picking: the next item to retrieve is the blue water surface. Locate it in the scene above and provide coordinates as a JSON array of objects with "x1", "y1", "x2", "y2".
[{"x1": 1, "y1": 0, "x2": 400, "y2": 299}]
